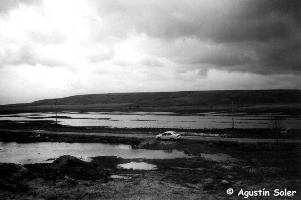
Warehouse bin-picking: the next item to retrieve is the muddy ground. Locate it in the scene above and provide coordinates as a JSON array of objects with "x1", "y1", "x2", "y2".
[{"x1": 1, "y1": 136, "x2": 301, "y2": 199}]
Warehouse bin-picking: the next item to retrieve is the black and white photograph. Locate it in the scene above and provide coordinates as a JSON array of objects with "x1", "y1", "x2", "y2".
[{"x1": 0, "y1": 0, "x2": 300, "y2": 199}]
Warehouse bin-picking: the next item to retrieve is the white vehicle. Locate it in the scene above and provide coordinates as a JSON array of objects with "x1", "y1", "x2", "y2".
[{"x1": 156, "y1": 131, "x2": 181, "y2": 140}]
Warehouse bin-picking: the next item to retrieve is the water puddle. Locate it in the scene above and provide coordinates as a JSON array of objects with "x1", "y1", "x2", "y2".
[
  {"x1": 200, "y1": 153, "x2": 238, "y2": 162},
  {"x1": 118, "y1": 162, "x2": 157, "y2": 170},
  {"x1": 0, "y1": 142, "x2": 188, "y2": 164}
]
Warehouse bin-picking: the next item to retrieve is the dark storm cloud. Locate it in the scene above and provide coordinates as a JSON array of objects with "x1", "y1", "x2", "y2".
[
  {"x1": 187, "y1": 0, "x2": 301, "y2": 74},
  {"x1": 210, "y1": 0, "x2": 300, "y2": 43},
  {"x1": 211, "y1": 0, "x2": 301, "y2": 74},
  {"x1": 92, "y1": 0, "x2": 300, "y2": 75}
]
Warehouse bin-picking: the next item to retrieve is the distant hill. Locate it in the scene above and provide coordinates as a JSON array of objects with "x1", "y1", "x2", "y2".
[{"x1": 1, "y1": 90, "x2": 300, "y2": 114}]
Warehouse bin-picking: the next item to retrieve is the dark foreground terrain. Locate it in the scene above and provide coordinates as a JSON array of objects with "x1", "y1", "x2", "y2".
[
  {"x1": 0, "y1": 127, "x2": 301, "y2": 199},
  {"x1": 0, "y1": 141, "x2": 300, "y2": 199}
]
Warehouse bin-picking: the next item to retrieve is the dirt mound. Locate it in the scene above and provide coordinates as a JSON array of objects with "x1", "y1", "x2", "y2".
[
  {"x1": 21, "y1": 155, "x2": 111, "y2": 182},
  {"x1": 40, "y1": 155, "x2": 110, "y2": 181},
  {"x1": 52, "y1": 155, "x2": 89, "y2": 168},
  {"x1": 51, "y1": 155, "x2": 109, "y2": 180}
]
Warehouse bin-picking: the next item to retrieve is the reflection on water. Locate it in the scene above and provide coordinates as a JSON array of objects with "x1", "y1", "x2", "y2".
[
  {"x1": 118, "y1": 162, "x2": 157, "y2": 170},
  {"x1": 0, "y1": 142, "x2": 188, "y2": 164},
  {"x1": 0, "y1": 111, "x2": 300, "y2": 129}
]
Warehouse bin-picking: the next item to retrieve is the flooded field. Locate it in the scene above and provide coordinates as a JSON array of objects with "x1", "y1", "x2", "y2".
[
  {"x1": 0, "y1": 111, "x2": 300, "y2": 129},
  {"x1": 0, "y1": 142, "x2": 188, "y2": 164}
]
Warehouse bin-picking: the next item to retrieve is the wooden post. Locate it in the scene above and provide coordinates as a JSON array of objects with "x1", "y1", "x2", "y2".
[
  {"x1": 231, "y1": 100, "x2": 234, "y2": 129},
  {"x1": 55, "y1": 99, "x2": 58, "y2": 127}
]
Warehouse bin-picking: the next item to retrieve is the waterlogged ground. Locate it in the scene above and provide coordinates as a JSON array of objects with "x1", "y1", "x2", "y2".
[
  {"x1": 0, "y1": 111, "x2": 300, "y2": 199},
  {"x1": 0, "y1": 140, "x2": 300, "y2": 200},
  {"x1": 0, "y1": 142, "x2": 188, "y2": 164},
  {"x1": 0, "y1": 111, "x2": 300, "y2": 129}
]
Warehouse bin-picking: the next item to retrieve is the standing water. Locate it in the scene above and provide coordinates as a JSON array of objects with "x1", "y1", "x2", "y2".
[
  {"x1": 0, "y1": 142, "x2": 188, "y2": 164},
  {"x1": 0, "y1": 111, "x2": 300, "y2": 129}
]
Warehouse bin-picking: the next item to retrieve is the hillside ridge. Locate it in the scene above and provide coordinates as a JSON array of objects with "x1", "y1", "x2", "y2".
[
  {"x1": 1, "y1": 90, "x2": 300, "y2": 114},
  {"x1": 31, "y1": 89, "x2": 300, "y2": 106}
]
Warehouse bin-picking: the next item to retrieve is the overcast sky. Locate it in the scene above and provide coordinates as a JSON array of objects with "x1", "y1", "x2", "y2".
[{"x1": 0, "y1": 0, "x2": 300, "y2": 104}]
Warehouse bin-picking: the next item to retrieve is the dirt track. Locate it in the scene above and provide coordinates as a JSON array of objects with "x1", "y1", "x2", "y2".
[{"x1": 1, "y1": 128, "x2": 301, "y2": 144}]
